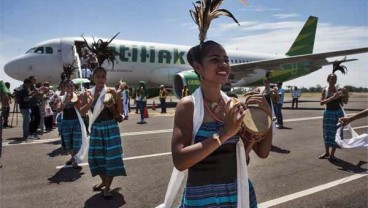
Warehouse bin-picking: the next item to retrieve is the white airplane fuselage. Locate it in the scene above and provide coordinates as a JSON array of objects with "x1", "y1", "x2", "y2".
[{"x1": 4, "y1": 37, "x2": 279, "y2": 88}]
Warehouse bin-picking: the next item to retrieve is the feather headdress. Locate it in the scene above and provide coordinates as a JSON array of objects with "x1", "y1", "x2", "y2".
[
  {"x1": 82, "y1": 32, "x2": 121, "y2": 69},
  {"x1": 61, "y1": 60, "x2": 77, "y2": 81},
  {"x1": 190, "y1": 0, "x2": 242, "y2": 45},
  {"x1": 332, "y1": 56, "x2": 348, "y2": 75}
]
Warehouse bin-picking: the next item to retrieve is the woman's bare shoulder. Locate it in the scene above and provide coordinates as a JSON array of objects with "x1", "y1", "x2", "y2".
[{"x1": 176, "y1": 96, "x2": 194, "y2": 112}]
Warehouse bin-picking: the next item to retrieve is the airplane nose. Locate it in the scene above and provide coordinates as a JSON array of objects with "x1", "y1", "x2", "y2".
[
  {"x1": 4, "y1": 59, "x2": 17, "y2": 78},
  {"x1": 4, "y1": 57, "x2": 28, "y2": 81}
]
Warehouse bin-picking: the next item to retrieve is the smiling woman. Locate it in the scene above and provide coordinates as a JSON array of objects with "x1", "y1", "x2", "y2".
[{"x1": 157, "y1": 1, "x2": 273, "y2": 208}]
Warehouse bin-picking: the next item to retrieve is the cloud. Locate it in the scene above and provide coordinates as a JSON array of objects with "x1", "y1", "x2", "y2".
[
  {"x1": 273, "y1": 13, "x2": 299, "y2": 19},
  {"x1": 241, "y1": 6, "x2": 281, "y2": 12}
]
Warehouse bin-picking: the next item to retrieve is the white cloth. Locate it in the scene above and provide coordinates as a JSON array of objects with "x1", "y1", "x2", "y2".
[
  {"x1": 75, "y1": 86, "x2": 107, "y2": 163},
  {"x1": 156, "y1": 88, "x2": 249, "y2": 208},
  {"x1": 88, "y1": 86, "x2": 107, "y2": 133},
  {"x1": 121, "y1": 90, "x2": 129, "y2": 117},
  {"x1": 335, "y1": 107, "x2": 368, "y2": 148}
]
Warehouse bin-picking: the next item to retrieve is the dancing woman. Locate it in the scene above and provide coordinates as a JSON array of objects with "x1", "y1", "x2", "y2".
[
  {"x1": 319, "y1": 63, "x2": 349, "y2": 160},
  {"x1": 56, "y1": 80, "x2": 84, "y2": 168},
  {"x1": 80, "y1": 66, "x2": 126, "y2": 199}
]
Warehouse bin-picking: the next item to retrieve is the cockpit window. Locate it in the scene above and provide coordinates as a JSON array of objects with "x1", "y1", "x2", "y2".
[
  {"x1": 34, "y1": 47, "x2": 44, "y2": 54},
  {"x1": 25, "y1": 46, "x2": 53, "y2": 54},
  {"x1": 26, "y1": 47, "x2": 36, "y2": 54},
  {"x1": 46, "y1": 47, "x2": 53, "y2": 54}
]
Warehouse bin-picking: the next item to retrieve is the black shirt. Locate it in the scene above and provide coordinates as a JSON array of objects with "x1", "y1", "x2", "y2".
[{"x1": 18, "y1": 88, "x2": 31, "y2": 109}]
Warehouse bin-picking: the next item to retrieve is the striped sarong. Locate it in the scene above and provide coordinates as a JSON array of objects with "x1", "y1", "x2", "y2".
[
  {"x1": 180, "y1": 122, "x2": 257, "y2": 208},
  {"x1": 88, "y1": 119, "x2": 127, "y2": 177},
  {"x1": 56, "y1": 114, "x2": 62, "y2": 136},
  {"x1": 180, "y1": 180, "x2": 257, "y2": 208},
  {"x1": 323, "y1": 109, "x2": 344, "y2": 148},
  {"x1": 60, "y1": 119, "x2": 82, "y2": 153}
]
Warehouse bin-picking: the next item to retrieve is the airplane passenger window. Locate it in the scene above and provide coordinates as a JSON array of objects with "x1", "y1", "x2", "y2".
[
  {"x1": 34, "y1": 47, "x2": 44, "y2": 54},
  {"x1": 46, "y1": 47, "x2": 53, "y2": 54}
]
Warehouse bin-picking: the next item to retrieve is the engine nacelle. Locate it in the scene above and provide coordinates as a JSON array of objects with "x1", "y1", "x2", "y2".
[
  {"x1": 173, "y1": 70, "x2": 234, "y2": 98},
  {"x1": 173, "y1": 70, "x2": 200, "y2": 98}
]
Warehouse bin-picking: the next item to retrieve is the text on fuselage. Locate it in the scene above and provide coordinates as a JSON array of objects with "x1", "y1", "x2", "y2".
[{"x1": 109, "y1": 45, "x2": 186, "y2": 65}]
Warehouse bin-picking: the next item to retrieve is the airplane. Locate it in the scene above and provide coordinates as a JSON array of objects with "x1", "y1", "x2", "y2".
[{"x1": 4, "y1": 16, "x2": 368, "y2": 98}]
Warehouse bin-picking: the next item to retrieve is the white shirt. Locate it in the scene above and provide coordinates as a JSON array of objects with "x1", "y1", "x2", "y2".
[
  {"x1": 81, "y1": 68, "x2": 92, "y2": 79},
  {"x1": 292, "y1": 89, "x2": 301, "y2": 98}
]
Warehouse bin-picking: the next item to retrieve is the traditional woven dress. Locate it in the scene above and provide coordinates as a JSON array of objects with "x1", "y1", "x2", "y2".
[
  {"x1": 88, "y1": 98, "x2": 127, "y2": 177},
  {"x1": 180, "y1": 121, "x2": 257, "y2": 208},
  {"x1": 323, "y1": 89, "x2": 344, "y2": 148},
  {"x1": 60, "y1": 102, "x2": 82, "y2": 153}
]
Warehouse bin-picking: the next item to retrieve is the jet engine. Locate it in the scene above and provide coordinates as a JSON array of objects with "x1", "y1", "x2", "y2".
[
  {"x1": 173, "y1": 70, "x2": 233, "y2": 98},
  {"x1": 173, "y1": 70, "x2": 200, "y2": 98}
]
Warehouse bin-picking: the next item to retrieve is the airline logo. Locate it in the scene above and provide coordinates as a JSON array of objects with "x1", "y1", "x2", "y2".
[{"x1": 109, "y1": 45, "x2": 187, "y2": 65}]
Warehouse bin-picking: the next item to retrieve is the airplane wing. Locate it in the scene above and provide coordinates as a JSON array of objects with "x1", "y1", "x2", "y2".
[{"x1": 231, "y1": 47, "x2": 368, "y2": 72}]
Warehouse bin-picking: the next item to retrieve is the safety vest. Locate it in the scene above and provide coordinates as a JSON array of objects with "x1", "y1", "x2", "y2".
[
  {"x1": 182, "y1": 88, "x2": 189, "y2": 97},
  {"x1": 159, "y1": 89, "x2": 167, "y2": 99}
]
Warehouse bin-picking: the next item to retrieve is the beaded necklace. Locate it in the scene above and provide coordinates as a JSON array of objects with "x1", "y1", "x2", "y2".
[{"x1": 203, "y1": 96, "x2": 224, "y2": 123}]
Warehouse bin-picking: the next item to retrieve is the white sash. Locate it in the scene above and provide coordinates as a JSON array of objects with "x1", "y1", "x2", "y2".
[
  {"x1": 335, "y1": 107, "x2": 368, "y2": 148},
  {"x1": 156, "y1": 88, "x2": 249, "y2": 208},
  {"x1": 88, "y1": 86, "x2": 107, "y2": 133}
]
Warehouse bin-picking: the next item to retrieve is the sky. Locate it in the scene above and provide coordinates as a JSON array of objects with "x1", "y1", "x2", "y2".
[{"x1": 0, "y1": 0, "x2": 367, "y2": 90}]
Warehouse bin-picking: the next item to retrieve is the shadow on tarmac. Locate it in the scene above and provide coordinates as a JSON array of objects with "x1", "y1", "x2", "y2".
[
  {"x1": 6, "y1": 137, "x2": 25, "y2": 144},
  {"x1": 84, "y1": 188, "x2": 126, "y2": 208},
  {"x1": 47, "y1": 168, "x2": 85, "y2": 184},
  {"x1": 277, "y1": 126, "x2": 293, "y2": 130},
  {"x1": 329, "y1": 158, "x2": 368, "y2": 173},
  {"x1": 47, "y1": 147, "x2": 68, "y2": 157},
  {"x1": 270, "y1": 145, "x2": 291, "y2": 154}
]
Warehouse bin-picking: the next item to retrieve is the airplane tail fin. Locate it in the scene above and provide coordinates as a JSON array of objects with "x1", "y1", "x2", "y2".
[{"x1": 285, "y1": 16, "x2": 318, "y2": 56}]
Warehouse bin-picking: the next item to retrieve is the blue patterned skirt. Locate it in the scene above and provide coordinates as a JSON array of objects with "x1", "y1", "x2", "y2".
[
  {"x1": 60, "y1": 119, "x2": 82, "y2": 153},
  {"x1": 180, "y1": 180, "x2": 257, "y2": 208},
  {"x1": 323, "y1": 109, "x2": 343, "y2": 148},
  {"x1": 88, "y1": 119, "x2": 127, "y2": 177}
]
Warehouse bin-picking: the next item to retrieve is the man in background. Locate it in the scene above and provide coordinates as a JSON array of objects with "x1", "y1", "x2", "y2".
[
  {"x1": 159, "y1": 85, "x2": 167, "y2": 114},
  {"x1": 2, "y1": 82, "x2": 11, "y2": 128},
  {"x1": 275, "y1": 81, "x2": 285, "y2": 128},
  {"x1": 291, "y1": 86, "x2": 301, "y2": 109}
]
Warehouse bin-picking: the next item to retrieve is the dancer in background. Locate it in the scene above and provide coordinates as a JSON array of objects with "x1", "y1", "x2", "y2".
[
  {"x1": 80, "y1": 66, "x2": 126, "y2": 199},
  {"x1": 56, "y1": 80, "x2": 83, "y2": 169},
  {"x1": 319, "y1": 61, "x2": 349, "y2": 161}
]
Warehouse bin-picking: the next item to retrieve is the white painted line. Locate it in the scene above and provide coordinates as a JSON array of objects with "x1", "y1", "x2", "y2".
[
  {"x1": 56, "y1": 152, "x2": 171, "y2": 169},
  {"x1": 3, "y1": 122, "x2": 367, "y2": 147},
  {"x1": 284, "y1": 116, "x2": 322, "y2": 122},
  {"x1": 3, "y1": 129, "x2": 173, "y2": 147},
  {"x1": 258, "y1": 174, "x2": 368, "y2": 208}
]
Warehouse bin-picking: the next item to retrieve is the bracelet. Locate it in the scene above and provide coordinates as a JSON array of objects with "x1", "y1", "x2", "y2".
[{"x1": 212, "y1": 133, "x2": 222, "y2": 146}]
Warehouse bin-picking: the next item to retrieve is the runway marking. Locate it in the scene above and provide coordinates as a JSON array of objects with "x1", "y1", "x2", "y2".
[
  {"x1": 284, "y1": 116, "x2": 322, "y2": 122},
  {"x1": 56, "y1": 152, "x2": 171, "y2": 169},
  {"x1": 258, "y1": 173, "x2": 368, "y2": 208},
  {"x1": 2, "y1": 129, "x2": 173, "y2": 147},
  {"x1": 3, "y1": 124, "x2": 368, "y2": 147}
]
